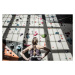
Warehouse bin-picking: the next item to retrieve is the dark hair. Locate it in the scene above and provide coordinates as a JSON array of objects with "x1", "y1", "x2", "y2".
[
  {"x1": 32, "y1": 37, "x2": 38, "y2": 45},
  {"x1": 3, "y1": 39, "x2": 6, "y2": 45}
]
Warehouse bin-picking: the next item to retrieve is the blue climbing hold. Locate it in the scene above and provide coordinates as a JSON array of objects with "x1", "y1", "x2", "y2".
[
  {"x1": 51, "y1": 16, "x2": 54, "y2": 18},
  {"x1": 55, "y1": 32, "x2": 59, "y2": 34},
  {"x1": 15, "y1": 28, "x2": 17, "y2": 30},
  {"x1": 67, "y1": 38, "x2": 72, "y2": 45},
  {"x1": 16, "y1": 45, "x2": 22, "y2": 51},
  {"x1": 17, "y1": 24, "x2": 19, "y2": 26},
  {"x1": 7, "y1": 21, "x2": 10, "y2": 23},
  {"x1": 26, "y1": 35, "x2": 30, "y2": 39}
]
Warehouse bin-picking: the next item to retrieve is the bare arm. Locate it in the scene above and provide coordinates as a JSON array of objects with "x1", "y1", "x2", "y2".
[
  {"x1": 20, "y1": 47, "x2": 30, "y2": 61},
  {"x1": 39, "y1": 45, "x2": 51, "y2": 58}
]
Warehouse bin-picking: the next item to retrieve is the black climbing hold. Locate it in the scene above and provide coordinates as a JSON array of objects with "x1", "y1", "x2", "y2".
[
  {"x1": 26, "y1": 33, "x2": 28, "y2": 35},
  {"x1": 10, "y1": 43, "x2": 14, "y2": 49},
  {"x1": 16, "y1": 19, "x2": 19, "y2": 21},
  {"x1": 65, "y1": 50, "x2": 69, "y2": 53},
  {"x1": 58, "y1": 40, "x2": 61, "y2": 42},
  {"x1": 13, "y1": 55, "x2": 14, "y2": 56},
  {"x1": 20, "y1": 33, "x2": 23, "y2": 36},
  {"x1": 23, "y1": 40, "x2": 26, "y2": 43},
  {"x1": 66, "y1": 35, "x2": 69, "y2": 37}
]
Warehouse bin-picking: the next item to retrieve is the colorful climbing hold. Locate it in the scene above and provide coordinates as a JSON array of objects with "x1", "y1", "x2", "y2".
[
  {"x1": 67, "y1": 38, "x2": 72, "y2": 44},
  {"x1": 17, "y1": 24, "x2": 19, "y2": 26},
  {"x1": 26, "y1": 34, "x2": 30, "y2": 39},
  {"x1": 40, "y1": 18, "x2": 42, "y2": 20},
  {"x1": 20, "y1": 33, "x2": 23, "y2": 36},
  {"x1": 69, "y1": 58, "x2": 71, "y2": 59},
  {"x1": 60, "y1": 35, "x2": 62, "y2": 37},
  {"x1": 7, "y1": 21, "x2": 10, "y2": 23},
  {"x1": 41, "y1": 34, "x2": 47, "y2": 38},
  {"x1": 15, "y1": 28, "x2": 17, "y2": 30},
  {"x1": 65, "y1": 32, "x2": 70, "y2": 35},
  {"x1": 61, "y1": 38, "x2": 63, "y2": 39},
  {"x1": 41, "y1": 22, "x2": 43, "y2": 24},
  {"x1": 58, "y1": 40, "x2": 61, "y2": 42},
  {"x1": 34, "y1": 34, "x2": 36, "y2": 36},
  {"x1": 16, "y1": 19, "x2": 19, "y2": 21},
  {"x1": 55, "y1": 32, "x2": 59, "y2": 34}
]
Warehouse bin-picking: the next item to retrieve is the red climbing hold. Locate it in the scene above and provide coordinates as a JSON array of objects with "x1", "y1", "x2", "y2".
[{"x1": 61, "y1": 38, "x2": 63, "y2": 39}]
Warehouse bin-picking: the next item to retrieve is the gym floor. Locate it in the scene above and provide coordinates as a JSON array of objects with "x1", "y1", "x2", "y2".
[{"x1": 2, "y1": 14, "x2": 73, "y2": 61}]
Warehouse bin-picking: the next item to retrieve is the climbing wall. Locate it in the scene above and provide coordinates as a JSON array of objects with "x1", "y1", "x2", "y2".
[{"x1": 2, "y1": 14, "x2": 73, "y2": 61}]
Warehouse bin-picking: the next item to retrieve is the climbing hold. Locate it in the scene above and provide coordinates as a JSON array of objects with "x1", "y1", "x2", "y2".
[
  {"x1": 51, "y1": 16, "x2": 54, "y2": 18},
  {"x1": 66, "y1": 35, "x2": 69, "y2": 37},
  {"x1": 41, "y1": 34, "x2": 47, "y2": 38},
  {"x1": 55, "y1": 32, "x2": 59, "y2": 34},
  {"x1": 65, "y1": 50, "x2": 69, "y2": 53},
  {"x1": 10, "y1": 43, "x2": 14, "y2": 49},
  {"x1": 65, "y1": 32, "x2": 70, "y2": 35},
  {"x1": 7, "y1": 21, "x2": 10, "y2": 23},
  {"x1": 16, "y1": 45, "x2": 22, "y2": 51},
  {"x1": 34, "y1": 34, "x2": 36, "y2": 36},
  {"x1": 35, "y1": 31, "x2": 37, "y2": 33},
  {"x1": 60, "y1": 35, "x2": 62, "y2": 37},
  {"x1": 61, "y1": 38, "x2": 63, "y2": 39},
  {"x1": 17, "y1": 24, "x2": 19, "y2": 26},
  {"x1": 16, "y1": 19, "x2": 19, "y2": 21},
  {"x1": 40, "y1": 18, "x2": 42, "y2": 20},
  {"x1": 65, "y1": 58, "x2": 67, "y2": 59},
  {"x1": 51, "y1": 26, "x2": 53, "y2": 28},
  {"x1": 36, "y1": 33, "x2": 38, "y2": 35},
  {"x1": 41, "y1": 22, "x2": 43, "y2": 24},
  {"x1": 15, "y1": 28, "x2": 17, "y2": 30},
  {"x1": 58, "y1": 40, "x2": 61, "y2": 42},
  {"x1": 20, "y1": 33, "x2": 23, "y2": 36},
  {"x1": 26, "y1": 35, "x2": 30, "y2": 39},
  {"x1": 69, "y1": 58, "x2": 71, "y2": 59},
  {"x1": 67, "y1": 38, "x2": 72, "y2": 44},
  {"x1": 13, "y1": 55, "x2": 14, "y2": 56},
  {"x1": 48, "y1": 28, "x2": 50, "y2": 29},
  {"x1": 26, "y1": 33, "x2": 29, "y2": 35}
]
